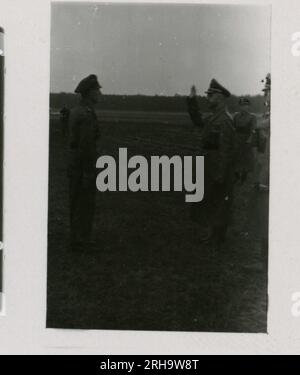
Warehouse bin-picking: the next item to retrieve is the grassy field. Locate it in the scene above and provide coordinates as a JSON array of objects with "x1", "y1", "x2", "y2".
[{"x1": 47, "y1": 110, "x2": 268, "y2": 332}]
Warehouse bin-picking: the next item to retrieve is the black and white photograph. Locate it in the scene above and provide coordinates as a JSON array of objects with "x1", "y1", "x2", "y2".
[{"x1": 47, "y1": 2, "x2": 271, "y2": 332}]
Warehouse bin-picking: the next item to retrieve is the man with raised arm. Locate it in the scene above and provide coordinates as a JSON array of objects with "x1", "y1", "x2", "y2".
[{"x1": 186, "y1": 79, "x2": 236, "y2": 251}]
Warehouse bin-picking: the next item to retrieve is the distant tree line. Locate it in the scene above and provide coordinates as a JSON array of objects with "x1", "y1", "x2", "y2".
[{"x1": 50, "y1": 93, "x2": 266, "y2": 114}]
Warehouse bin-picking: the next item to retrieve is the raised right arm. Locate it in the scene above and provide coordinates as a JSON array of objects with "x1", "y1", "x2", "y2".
[{"x1": 186, "y1": 87, "x2": 205, "y2": 129}]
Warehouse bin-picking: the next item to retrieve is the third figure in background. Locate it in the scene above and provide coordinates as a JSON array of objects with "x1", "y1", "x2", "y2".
[{"x1": 233, "y1": 97, "x2": 257, "y2": 185}]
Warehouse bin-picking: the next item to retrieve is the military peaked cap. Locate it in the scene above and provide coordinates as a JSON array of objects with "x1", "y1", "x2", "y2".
[
  {"x1": 205, "y1": 79, "x2": 231, "y2": 98},
  {"x1": 75, "y1": 74, "x2": 102, "y2": 94}
]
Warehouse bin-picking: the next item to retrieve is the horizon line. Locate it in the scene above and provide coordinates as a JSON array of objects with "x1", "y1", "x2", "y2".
[{"x1": 50, "y1": 92, "x2": 265, "y2": 97}]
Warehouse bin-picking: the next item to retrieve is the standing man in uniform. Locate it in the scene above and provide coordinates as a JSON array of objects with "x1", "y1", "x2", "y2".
[
  {"x1": 253, "y1": 74, "x2": 270, "y2": 192},
  {"x1": 233, "y1": 97, "x2": 257, "y2": 185},
  {"x1": 186, "y1": 79, "x2": 236, "y2": 250},
  {"x1": 68, "y1": 74, "x2": 102, "y2": 250}
]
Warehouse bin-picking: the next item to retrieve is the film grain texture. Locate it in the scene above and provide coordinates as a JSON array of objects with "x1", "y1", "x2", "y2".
[{"x1": 47, "y1": 3, "x2": 270, "y2": 332}]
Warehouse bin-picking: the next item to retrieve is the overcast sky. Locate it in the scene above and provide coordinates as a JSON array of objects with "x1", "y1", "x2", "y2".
[{"x1": 50, "y1": 3, "x2": 271, "y2": 96}]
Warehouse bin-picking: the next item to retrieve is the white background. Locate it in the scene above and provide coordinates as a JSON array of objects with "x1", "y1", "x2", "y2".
[{"x1": 0, "y1": 0, "x2": 299, "y2": 354}]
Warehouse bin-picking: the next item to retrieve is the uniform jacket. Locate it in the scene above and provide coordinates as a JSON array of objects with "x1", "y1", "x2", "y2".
[
  {"x1": 233, "y1": 111, "x2": 257, "y2": 144},
  {"x1": 186, "y1": 96, "x2": 236, "y2": 184},
  {"x1": 68, "y1": 102, "x2": 100, "y2": 175}
]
